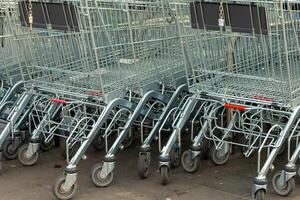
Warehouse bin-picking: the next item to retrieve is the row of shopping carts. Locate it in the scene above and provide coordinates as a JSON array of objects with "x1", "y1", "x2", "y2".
[{"x1": 1, "y1": 0, "x2": 300, "y2": 200}]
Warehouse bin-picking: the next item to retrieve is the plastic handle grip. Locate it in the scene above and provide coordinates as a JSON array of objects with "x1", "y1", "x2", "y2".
[
  {"x1": 50, "y1": 98, "x2": 68, "y2": 104},
  {"x1": 224, "y1": 103, "x2": 246, "y2": 111}
]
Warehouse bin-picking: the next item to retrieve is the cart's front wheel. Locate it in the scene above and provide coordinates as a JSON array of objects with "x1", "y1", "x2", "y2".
[
  {"x1": 52, "y1": 175, "x2": 77, "y2": 200},
  {"x1": 181, "y1": 150, "x2": 200, "y2": 173},
  {"x1": 40, "y1": 138, "x2": 54, "y2": 152},
  {"x1": 90, "y1": 162, "x2": 114, "y2": 187},
  {"x1": 209, "y1": 145, "x2": 229, "y2": 166},
  {"x1": 272, "y1": 171, "x2": 295, "y2": 196},
  {"x1": 3, "y1": 138, "x2": 18, "y2": 160},
  {"x1": 254, "y1": 190, "x2": 266, "y2": 200},
  {"x1": 137, "y1": 154, "x2": 150, "y2": 179},
  {"x1": 170, "y1": 144, "x2": 181, "y2": 168},
  {"x1": 18, "y1": 144, "x2": 39, "y2": 166},
  {"x1": 160, "y1": 165, "x2": 169, "y2": 185}
]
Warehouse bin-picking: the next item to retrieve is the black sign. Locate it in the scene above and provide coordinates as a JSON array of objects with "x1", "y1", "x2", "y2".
[
  {"x1": 190, "y1": 1, "x2": 268, "y2": 35},
  {"x1": 19, "y1": 1, "x2": 79, "y2": 31}
]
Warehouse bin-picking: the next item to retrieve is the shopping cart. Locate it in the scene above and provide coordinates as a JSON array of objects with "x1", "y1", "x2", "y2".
[
  {"x1": 0, "y1": 0, "x2": 32, "y2": 162},
  {"x1": 156, "y1": 1, "x2": 300, "y2": 200},
  {"x1": 0, "y1": 1, "x2": 24, "y2": 105},
  {"x1": 0, "y1": 0, "x2": 186, "y2": 199}
]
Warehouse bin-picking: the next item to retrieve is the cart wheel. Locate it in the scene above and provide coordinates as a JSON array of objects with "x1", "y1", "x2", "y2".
[
  {"x1": 160, "y1": 165, "x2": 169, "y2": 185},
  {"x1": 90, "y1": 162, "x2": 114, "y2": 187},
  {"x1": 209, "y1": 145, "x2": 229, "y2": 166},
  {"x1": 272, "y1": 171, "x2": 295, "y2": 196},
  {"x1": 122, "y1": 132, "x2": 134, "y2": 149},
  {"x1": 254, "y1": 190, "x2": 266, "y2": 200},
  {"x1": 18, "y1": 144, "x2": 39, "y2": 166},
  {"x1": 181, "y1": 150, "x2": 200, "y2": 173},
  {"x1": 92, "y1": 135, "x2": 105, "y2": 151},
  {"x1": 52, "y1": 175, "x2": 77, "y2": 200},
  {"x1": 2, "y1": 138, "x2": 18, "y2": 160},
  {"x1": 40, "y1": 138, "x2": 54, "y2": 152},
  {"x1": 137, "y1": 154, "x2": 150, "y2": 179},
  {"x1": 170, "y1": 144, "x2": 181, "y2": 168}
]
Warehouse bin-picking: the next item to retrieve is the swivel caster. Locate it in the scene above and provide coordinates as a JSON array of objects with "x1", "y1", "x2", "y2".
[
  {"x1": 2, "y1": 138, "x2": 19, "y2": 160},
  {"x1": 160, "y1": 165, "x2": 169, "y2": 185},
  {"x1": 90, "y1": 162, "x2": 114, "y2": 187},
  {"x1": 209, "y1": 145, "x2": 229, "y2": 166},
  {"x1": 254, "y1": 189, "x2": 266, "y2": 200},
  {"x1": 181, "y1": 150, "x2": 200, "y2": 173},
  {"x1": 40, "y1": 138, "x2": 54, "y2": 152},
  {"x1": 272, "y1": 171, "x2": 295, "y2": 196},
  {"x1": 170, "y1": 144, "x2": 181, "y2": 168},
  {"x1": 18, "y1": 144, "x2": 39, "y2": 166},
  {"x1": 137, "y1": 153, "x2": 150, "y2": 179},
  {"x1": 52, "y1": 175, "x2": 77, "y2": 200}
]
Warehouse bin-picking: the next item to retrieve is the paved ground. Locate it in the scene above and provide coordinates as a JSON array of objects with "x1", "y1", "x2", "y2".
[{"x1": 0, "y1": 135, "x2": 300, "y2": 200}]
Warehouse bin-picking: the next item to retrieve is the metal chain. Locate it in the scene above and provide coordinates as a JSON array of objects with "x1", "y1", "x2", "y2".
[
  {"x1": 218, "y1": 0, "x2": 225, "y2": 30},
  {"x1": 28, "y1": 0, "x2": 33, "y2": 30}
]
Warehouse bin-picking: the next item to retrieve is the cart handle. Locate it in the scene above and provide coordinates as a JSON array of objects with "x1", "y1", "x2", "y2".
[
  {"x1": 224, "y1": 103, "x2": 246, "y2": 111},
  {"x1": 50, "y1": 98, "x2": 68, "y2": 104}
]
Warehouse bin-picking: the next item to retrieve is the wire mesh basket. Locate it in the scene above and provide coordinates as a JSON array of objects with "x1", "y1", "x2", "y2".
[
  {"x1": 173, "y1": 0, "x2": 300, "y2": 106},
  {"x1": 16, "y1": 0, "x2": 185, "y2": 103}
]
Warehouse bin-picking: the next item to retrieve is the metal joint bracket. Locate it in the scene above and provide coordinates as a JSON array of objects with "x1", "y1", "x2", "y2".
[
  {"x1": 62, "y1": 173, "x2": 78, "y2": 191},
  {"x1": 100, "y1": 162, "x2": 115, "y2": 179},
  {"x1": 26, "y1": 143, "x2": 40, "y2": 158},
  {"x1": 252, "y1": 184, "x2": 266, "y2": 199},
  {"x1": 159, "y1": 161, "x2": 170, "y2": 168}
]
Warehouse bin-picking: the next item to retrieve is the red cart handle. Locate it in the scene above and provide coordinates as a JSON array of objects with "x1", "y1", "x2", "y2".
[
  {"x1": 224, "y1": 103, "x2": 247, "y2": 111},
  {"x1": 50, "y1": 98, "x2": 68, "y2": 104}
]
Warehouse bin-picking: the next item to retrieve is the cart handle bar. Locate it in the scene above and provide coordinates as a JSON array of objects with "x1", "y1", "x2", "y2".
[
  {"x1": 50, "y1": 98, "x2": 68, "y2": 104},
  {"x1": 224, "y1": 103, "x2": 247, "y2": 111}
]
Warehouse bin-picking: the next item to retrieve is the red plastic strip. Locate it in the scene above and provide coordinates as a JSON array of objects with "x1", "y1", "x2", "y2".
[
  {"x1": 253, "y1": 95, "x2": 273, "y2": 102},
  {"x1": 50, "y1": 98, "x2": 68, "y2": 104},
  {"x1": 85, "y1": 91, "x2": 103, "y2": 97},
  {"x1": 224, "y1": 103, "x2": 246, "y2": 111}
]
